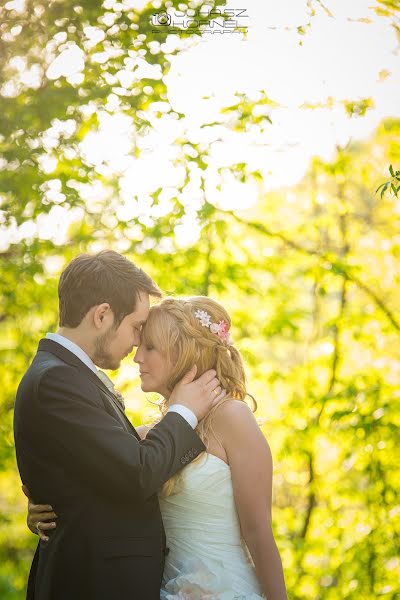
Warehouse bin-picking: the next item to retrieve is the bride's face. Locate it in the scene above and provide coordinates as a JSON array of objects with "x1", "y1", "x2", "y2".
[{"x1": 133, "y1": 341, "x2": 172, "y2": 398}]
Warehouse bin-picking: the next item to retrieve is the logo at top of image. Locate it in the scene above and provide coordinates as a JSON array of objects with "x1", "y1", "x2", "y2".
[
  {"x1": 155, "y1": 11, "x2": 171, "y2": 26},
  {"x1": 151, "y1": 8, "x2": 249, "y2": 34}
]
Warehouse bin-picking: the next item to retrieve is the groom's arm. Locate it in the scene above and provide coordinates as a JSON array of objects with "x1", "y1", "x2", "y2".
[{"x1": 34, "y1": 364, "x2": 206, "y2": 502}]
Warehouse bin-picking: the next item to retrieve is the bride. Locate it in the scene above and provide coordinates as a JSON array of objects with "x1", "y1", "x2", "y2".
[{"x1": 27, "y1": 296, "x2": 288, "y2": 600}]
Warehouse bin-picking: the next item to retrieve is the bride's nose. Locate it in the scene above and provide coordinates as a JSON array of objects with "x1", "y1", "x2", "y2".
[{"x1": 133, "y1": 347, "x2": 142, "y2": 363}]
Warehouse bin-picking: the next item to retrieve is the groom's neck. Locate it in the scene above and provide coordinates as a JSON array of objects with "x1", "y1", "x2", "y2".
[{"x1": 56, "y1": 327, "x2": 95, "y2": 360}]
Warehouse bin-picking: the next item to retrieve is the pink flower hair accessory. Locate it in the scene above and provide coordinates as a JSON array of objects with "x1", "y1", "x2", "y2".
[{"x1": 194, "y1": 309, "x2": 233, "y2": 344}]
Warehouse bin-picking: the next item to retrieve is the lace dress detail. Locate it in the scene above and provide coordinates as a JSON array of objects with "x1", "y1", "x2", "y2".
[{"x1": 159, "y1": 454, "x2": 265, "y2": 600}]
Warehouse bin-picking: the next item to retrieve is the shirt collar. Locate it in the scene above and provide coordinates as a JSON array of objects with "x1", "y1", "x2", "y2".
[{"x1": 45, "y1": 332, "x2": 98, "y2": 374}]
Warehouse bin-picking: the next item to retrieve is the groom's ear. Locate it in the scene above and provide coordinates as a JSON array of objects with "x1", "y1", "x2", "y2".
[{"x1": 92, "y1": 303, "x2": 114, "y2": 330}]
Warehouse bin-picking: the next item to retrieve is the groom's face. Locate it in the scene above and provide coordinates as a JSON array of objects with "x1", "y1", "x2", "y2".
[{"x1": 93, "y1": 293, "x2": 150, "y2": 370}]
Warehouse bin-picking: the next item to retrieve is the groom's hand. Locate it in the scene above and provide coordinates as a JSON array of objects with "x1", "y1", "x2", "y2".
[{"x1": 169, "y1": 366, "x2": 226, "y2": 422}]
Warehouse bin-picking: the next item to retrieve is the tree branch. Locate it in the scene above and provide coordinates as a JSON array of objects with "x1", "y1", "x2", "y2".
[{"x1": 229, "y1": 212, "x2": 400, "y2": 333}]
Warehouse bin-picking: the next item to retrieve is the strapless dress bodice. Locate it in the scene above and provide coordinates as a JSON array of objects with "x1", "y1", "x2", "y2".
[{"x1": 159, "y1": 453, "x2": 264, "y2": 599}]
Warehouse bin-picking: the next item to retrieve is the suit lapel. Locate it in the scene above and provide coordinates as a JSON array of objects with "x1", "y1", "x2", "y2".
[
  {"x1": 85, "y1": 370, "x2": 134, "y2": 434},
  {"x1": 37, "y1": 339, "x2": 140, "y2": 439}
]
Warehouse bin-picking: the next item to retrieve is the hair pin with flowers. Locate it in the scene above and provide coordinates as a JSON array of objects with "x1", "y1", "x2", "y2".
[{"x1": 194, "y1": 309, "x2": 233, "y2": 345}]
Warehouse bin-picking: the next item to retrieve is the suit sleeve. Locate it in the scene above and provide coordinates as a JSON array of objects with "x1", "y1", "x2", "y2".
[{"x1": 37, "y1": 364, "x2": 205, "y2": 501}]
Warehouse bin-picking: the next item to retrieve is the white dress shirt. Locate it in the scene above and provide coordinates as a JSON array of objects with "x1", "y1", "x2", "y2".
[{"x1": 45, "y1": 333, "x2": 198, "y2": 429}]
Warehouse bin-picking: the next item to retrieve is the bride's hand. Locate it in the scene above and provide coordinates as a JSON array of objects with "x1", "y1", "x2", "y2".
[{"x1": 22, "y1": 485, "x2": 57, "y2": 542}]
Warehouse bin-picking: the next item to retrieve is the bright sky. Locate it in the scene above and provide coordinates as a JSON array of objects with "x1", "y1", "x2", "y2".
[
  {"x1": 1, "y1": 0, "x2": 400, "y2": 250},
  {"x1": 165, "y1": 0, "x2": 400, "y2": 190},
  {"x1": 81, "y1": 0, "x2": 400, "y2": 216}
]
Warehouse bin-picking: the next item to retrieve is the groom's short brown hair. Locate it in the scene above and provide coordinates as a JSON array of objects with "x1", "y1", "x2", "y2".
[{"x1": 58, "y1": 250, "x2": 162, "y2": 327}]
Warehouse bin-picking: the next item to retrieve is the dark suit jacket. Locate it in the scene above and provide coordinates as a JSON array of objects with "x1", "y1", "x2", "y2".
[{"x1": 14, "y1": 339, "x2": 205, "y2": 600}]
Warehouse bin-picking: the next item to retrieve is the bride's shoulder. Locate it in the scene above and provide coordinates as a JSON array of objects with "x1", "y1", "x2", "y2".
[
  {"x1": 211, "y1": 400, "x2": 271, "y2": 463},
  {"x1": 212, "y1": 399, "x2": 258, "y2": 432},
  {"x1": 213, "y1": 398, "x2": 253, "y2": 415}
]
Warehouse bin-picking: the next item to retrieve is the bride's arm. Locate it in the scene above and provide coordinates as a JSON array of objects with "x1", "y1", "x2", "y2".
[{"x1": 214, "y1": 400, "x2": 288, "y2": 600}]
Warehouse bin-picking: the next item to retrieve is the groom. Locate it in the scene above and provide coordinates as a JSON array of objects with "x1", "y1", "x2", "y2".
[{"x1": 14, "y1": 250, "x2": 222, "y2": 600}]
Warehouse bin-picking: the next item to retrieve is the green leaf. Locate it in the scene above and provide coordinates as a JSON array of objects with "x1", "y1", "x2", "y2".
[
  {"x1": 375, "y1": 183, "x2": 386, "y2": 194},
  {"x1": 380, "y1": 182, "x2": 389, "y2": 198}
]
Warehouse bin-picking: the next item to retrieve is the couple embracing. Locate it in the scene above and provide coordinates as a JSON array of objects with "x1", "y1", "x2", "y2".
[{"x1": 14, "y1": 250, "x2": 287, "y2": 600}]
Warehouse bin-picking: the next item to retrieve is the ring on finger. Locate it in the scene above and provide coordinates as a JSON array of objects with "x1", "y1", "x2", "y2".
[
  {"x1": 213, "y1": 388, "x2": 219, "y2": 396},
  {"x1": 36, "y1": 521, "x2": 42, "y2": 533}
]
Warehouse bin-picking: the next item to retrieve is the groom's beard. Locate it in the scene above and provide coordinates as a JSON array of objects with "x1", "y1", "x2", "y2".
[{"x1": 93, "y1": 328, "x2": 120, "y2": 370}]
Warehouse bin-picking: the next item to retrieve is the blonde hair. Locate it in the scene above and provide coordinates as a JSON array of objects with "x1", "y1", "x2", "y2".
[{"x1": 141, "y1": 296, "x2": 256, "y2": 496}]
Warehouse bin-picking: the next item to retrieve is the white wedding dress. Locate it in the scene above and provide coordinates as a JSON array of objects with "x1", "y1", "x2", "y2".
[{"x1": 159, "y1": 453, "x2": 265, "y2": 600}]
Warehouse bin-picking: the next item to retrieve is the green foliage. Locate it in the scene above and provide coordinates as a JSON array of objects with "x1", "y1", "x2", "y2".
[
  {"x1": 343, "y1": 98, "x2": 374, "y2": 118},
  {"x1": 376, "y1": 164, "x2": 400, "y2": 198}
]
